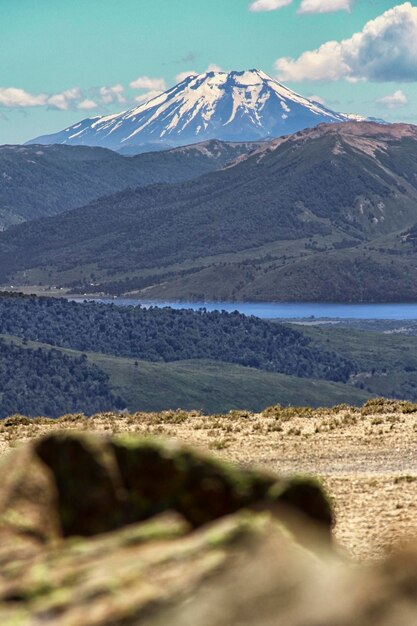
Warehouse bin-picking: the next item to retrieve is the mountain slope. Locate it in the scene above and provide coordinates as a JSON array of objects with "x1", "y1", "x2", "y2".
[
  {"x1": 28, "y1": 69, "x2": 356, "y2": 152},
  {"x1": 4, "y1": 122, "x2": 417, "y2": 301},
  {"x1": 0, "y1": 140, "x2": 258, "y2": 229}
]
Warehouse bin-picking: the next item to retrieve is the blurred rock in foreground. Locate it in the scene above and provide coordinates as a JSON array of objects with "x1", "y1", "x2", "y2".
[{"x1": 0, "y1": 432, "x2": 415, "y2": 625}]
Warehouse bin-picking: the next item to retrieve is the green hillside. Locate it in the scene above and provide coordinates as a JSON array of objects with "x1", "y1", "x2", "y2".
[
  {"x1": 0, "y1": 295, "x2": 353, "y2": 382},
  {"x1": 0, "y1": 140, "x2": 256, "y2": 228},
  {"x1": 3, "y1": 122, "x2": 417, "y2": 302},
  {"x1": 0, "y1": 337, "x2": 122, "y2": 418},
  {"x1": 0, "y1": 294, "x2": 372, "y2": 417},
  {"x1": 5, "y1": 294, "x2": 417, "y2": 414},
  {"x1": 297, "y1": 323, "x2": 417, "y2": 401},
  {"x1": 1, "y1": 334, "x2": 370, "y2": 413}
]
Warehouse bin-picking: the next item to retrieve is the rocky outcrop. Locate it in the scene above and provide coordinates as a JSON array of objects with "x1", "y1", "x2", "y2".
[
  {"x1": 0, "y1": 432, "x2": 415, "y2": 625},
  {"x1": 0, "y1": 432, "x2": 333, "y2": 545}
]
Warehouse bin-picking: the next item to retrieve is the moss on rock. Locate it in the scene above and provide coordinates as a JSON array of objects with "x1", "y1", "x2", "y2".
[
  {"x1": 0, "y1": 432, "x2": 334, "y2": 547},
  {"x1": 34, "y1": 433, "x2": 126, "y2": 536}
]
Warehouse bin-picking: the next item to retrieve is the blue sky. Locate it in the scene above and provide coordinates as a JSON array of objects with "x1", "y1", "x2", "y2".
[{"x1": 1, "y1": 0, "x2": 417, "y2": 143}]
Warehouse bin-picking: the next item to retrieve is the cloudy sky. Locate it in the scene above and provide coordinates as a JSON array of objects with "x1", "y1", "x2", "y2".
[{"x1": 2, "y1": 0, "x2": 417, "y2": 143}]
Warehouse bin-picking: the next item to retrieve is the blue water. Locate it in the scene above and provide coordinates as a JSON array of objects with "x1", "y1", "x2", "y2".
[{"x1": 72, "y1": 299, "x2": 417, "y2": 320}]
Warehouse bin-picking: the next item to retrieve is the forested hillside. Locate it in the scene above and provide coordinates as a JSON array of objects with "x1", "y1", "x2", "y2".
[
  {"x1": 0, "y1": 295, "x2": 353, "y2": 381},
  {"x1": 4, "y1": 294, "x2": 417, "y2": 415},
  {"x1": 0, "y1": 338, "x2": 123, "y2": 418},
  {"x1": 3, "y1": 123, "x2": 417, "y2": 302},
  {"x1": 0, "y1": 140, "x2": 257, "y2": 228}
]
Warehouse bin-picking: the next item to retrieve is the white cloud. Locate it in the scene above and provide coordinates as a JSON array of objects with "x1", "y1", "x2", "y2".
[
  {"x1": 206, "y1": 63, "x2": 223, "y2": 72},
  {"x1": 129, "y1": 75, "x2": 166, "y2": 91},
  {"x1": 0, "y1": 83, "x2": 126, "y2": 111},
  {"x1": 175, "y1": 63, "x2": 223, "y2": 84},
  {"x1": 298, "y1": 0, "x2": 352, "y2": 14},
  {"x1": 47, "y1": 87, "x2": 82, "y2": 110},
  {"x1": 47, "y1": 94, "x2": 70, "y2": 110},
  {"x1": 77, "y1": 98, "x2": 98, "y2": 110},
  {"x1": 134, "y1": 90, "x2": 163, "y2": 105},
  {"x1": 129, "y1": 76, "x2": 166, "y2": 107},
  {"x1": 0, "y1": 87, "x2": 47, "y2": 108},
  {"x1": 249, "y1": 0, "x2": 292, "y2": 11},
  {"x1": 175, "y1": 70, "x2": 198, "y2": 83},
  {"x1": 376, "y1": 90, "x2": 408, "y2": 109},
  {"x1": 0, "y1": 81, "x2": 147, "y2": 112},
  {"x1": 275, "y1": 2, "x2": 417, "y2": 82},
  {"x1": 0, "y1": 86, "x2": 87, "y2": 111},
  {"x1": 249, "y1": 0, "x2": 351, "y2": 12},
  {"x1": 276, "y1": 42, "x2": 349, "y2": 82},
  {"x1": 98, "y1": 84, "x2": 125, "y2": 105},
  {"x1": 309, "y1": 94, "x2": 326, "y2": 105}
]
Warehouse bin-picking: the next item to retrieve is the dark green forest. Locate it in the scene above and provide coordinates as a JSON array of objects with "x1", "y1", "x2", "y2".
[
  {"x1": 0, "y1": 295, "x2": 353, "y2": 382},
  {"x1": 4, "y1": 294, "x2": 417, "y2": 416},
  {"x1": 0, "y1": 338, "x2": 123, "y2": 418}
]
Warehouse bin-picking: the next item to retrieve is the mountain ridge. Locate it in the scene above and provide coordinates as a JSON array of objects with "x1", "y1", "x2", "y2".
[{"x1": 0, "y1": 139, "x2": 259, "y2": 229}]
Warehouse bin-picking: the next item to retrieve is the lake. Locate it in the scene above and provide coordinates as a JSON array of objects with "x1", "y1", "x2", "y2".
[{"x1": 72, "y1": 299, "x2": 417, "y2": 320}]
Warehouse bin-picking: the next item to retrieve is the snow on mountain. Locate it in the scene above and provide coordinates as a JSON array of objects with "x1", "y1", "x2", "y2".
[{"x1": 28, "y1": 69, "x2": 362, "y2": 152}]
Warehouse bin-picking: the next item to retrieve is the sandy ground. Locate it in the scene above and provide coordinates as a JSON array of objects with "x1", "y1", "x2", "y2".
[{"x1": 1, "y1": 402, "x2": 416, "y2": 561}]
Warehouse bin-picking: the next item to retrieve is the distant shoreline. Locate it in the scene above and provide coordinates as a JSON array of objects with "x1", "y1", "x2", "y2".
[{"x1": 4, "y1": 285, "x2": 417, "y2": 322}]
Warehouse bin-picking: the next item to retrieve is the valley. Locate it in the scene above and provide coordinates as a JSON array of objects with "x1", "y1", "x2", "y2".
[{"x1": 4, "y1": 116, "x2": 417, "y2": 413}]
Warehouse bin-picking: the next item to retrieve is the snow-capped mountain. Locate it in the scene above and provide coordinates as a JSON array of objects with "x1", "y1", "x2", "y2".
[{"x1": 28, "y1": 69, "x2": 361, "y2": 152}]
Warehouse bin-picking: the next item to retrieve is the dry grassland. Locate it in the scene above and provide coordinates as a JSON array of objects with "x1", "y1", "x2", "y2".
[{"x1": 1, "y1": 398, "x2": 416, "y2": 561}]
